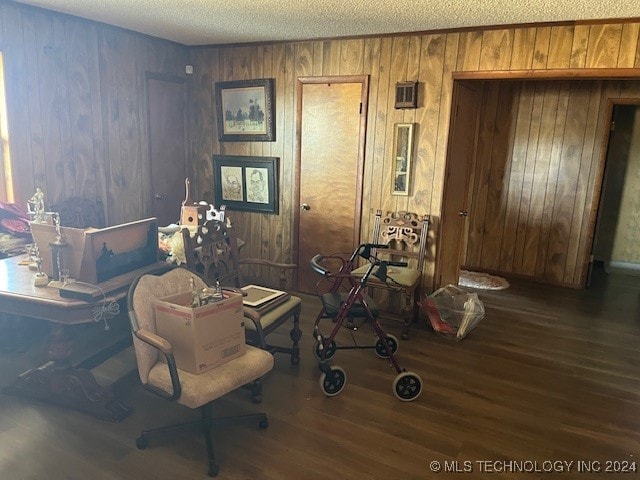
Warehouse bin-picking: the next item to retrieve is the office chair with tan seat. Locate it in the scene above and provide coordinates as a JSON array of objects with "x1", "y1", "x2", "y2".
[
  {"x1": 181, "y1": 219, "x2": 303, "y2": 365},
  {"x1": 351, "y1": 210, "x2": 430, "y2": 339},
  {"x1": 127, "y1": 264, "x2": 274, "y2": 477}
]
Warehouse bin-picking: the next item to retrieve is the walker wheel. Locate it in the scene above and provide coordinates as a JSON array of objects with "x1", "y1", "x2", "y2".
[
  {"x1": 313, "y1": 339, "x2": 337, "y2": 360},
  {"x1": 393, "y1": 371, "x2": 422, "y2": 401},
  {"x1": 374, "y1": 334, "x2": 399, "y2": 358},
  {"x1": 319, "y1": 366, "x2": 346, "y2": 397}
]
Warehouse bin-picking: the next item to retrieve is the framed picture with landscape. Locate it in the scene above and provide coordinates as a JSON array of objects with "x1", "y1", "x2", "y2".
[
  {"x1": 213, "y1": 155, "x2": 279, "y2": 214},
  {"x1": 214, "y1": 78, "x2": 275, "y2": 142}
]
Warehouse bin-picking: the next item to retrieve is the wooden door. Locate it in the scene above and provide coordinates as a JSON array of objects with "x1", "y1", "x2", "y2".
[
  {"x1": 435, "y1": 81, "x2": 480, "y2": 288},
  {"x1": 147, "y1": 73, "x2": 187, "y2": 226},
  {"x1": 296, "y1": 77, "x2": 368, "y2": 293}
]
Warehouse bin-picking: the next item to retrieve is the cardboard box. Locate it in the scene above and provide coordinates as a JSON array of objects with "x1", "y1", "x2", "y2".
[{"x1": 155, "y1": 290, "x2": 246, "y2": 374}]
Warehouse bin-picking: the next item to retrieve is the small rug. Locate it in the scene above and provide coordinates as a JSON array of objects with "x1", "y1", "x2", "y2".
[{"x1": 459, "y1": 270, "x2": 510, "y2": 290}]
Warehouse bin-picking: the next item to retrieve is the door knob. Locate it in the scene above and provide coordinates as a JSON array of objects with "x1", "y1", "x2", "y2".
[
  {"x1": 458, "y1": 210, "x2": 469, "y2": 216},
  {"x1": 301, "y1": 203, "x2": 311, "y2": 211},
  {"x1": 154, "y1": 194, "x2": 164, "y2": 200}
]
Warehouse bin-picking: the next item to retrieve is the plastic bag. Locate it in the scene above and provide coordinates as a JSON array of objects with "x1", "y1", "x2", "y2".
[{"x1": 421, "y1": 285, "x2": 484, "y2": 340}]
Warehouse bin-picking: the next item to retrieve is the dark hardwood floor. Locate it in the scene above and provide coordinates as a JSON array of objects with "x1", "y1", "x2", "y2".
[{"x1": 1, "y1": 268, "x2": 640, "y2": 479}]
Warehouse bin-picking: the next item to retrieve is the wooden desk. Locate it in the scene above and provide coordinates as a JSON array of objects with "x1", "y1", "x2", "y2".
[
  {"x1": 0, "y1": 254, "x2": 161, "y2": 324},
  {"x1": 0, "y1": 255, "x2": 166, "y2": 421}
]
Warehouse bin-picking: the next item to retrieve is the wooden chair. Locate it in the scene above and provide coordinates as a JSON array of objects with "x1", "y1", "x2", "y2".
[
  {"x1": 351, "y1": 210, "x2": 430, "y2": 339},
  {"x1": 127, "y1": 264, "x2": 273, "y2": 477},
  {"x1": 181, "y1": 219, "x2": 303, "y2": 365}
]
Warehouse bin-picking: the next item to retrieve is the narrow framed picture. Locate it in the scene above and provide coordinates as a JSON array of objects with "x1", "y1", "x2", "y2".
[
  {"x1": 391, "y1": 123, "x2": 415, "y2": 196},
  {"x1": 213, "y1": 155, "x2": 279, "y2": 214},
  {"x1": 214, "y1": 78, "x2": 275, "y2": 142}
]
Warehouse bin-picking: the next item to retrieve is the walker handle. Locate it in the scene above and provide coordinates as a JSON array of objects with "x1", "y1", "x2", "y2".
[
  {"x1": 365, "y1": 243, "x2": 388, "y2": 249},
  {"x1": 310, "y1": 254, "x2": 329, "y2": 277},
  {"x1": 386, "y1": 261, "x2": 408, "y2": 267}
]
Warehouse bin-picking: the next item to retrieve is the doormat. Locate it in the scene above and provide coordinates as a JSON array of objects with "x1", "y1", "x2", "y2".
[{"x1": 459, "y1": 270, "x2": 510, "y2": 290}]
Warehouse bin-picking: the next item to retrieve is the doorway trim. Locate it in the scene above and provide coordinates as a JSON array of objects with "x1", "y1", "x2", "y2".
[{"x1": 293, "y1": 75, "x2": 369, "y2": 288}]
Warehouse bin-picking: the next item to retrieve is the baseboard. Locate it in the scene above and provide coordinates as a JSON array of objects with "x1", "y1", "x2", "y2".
[{"x1": 604, "y1": 260, "x2": 640, "y2": 276}]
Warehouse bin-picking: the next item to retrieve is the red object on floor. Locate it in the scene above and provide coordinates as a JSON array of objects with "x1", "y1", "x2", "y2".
[{"x1": 422, "y1": 297, "x2": 454, "y2": 334}]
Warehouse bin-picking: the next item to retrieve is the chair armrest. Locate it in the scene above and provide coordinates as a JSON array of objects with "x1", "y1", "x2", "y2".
[
  {"x1": 242, "y1": 306, "x2": 268, "y2": 349},
  {"x1": 133, "y1": 328, "x2": 182, "y2": 401},
  {"x1": 238, "y1": 258, "x2": 297, "y2": 270},
  {"x1": 135, "y1": 328, "x2": 173, "y2": 355},
  {"x1": 239, "y1": 258, "x2": 297, "y2": 290}
]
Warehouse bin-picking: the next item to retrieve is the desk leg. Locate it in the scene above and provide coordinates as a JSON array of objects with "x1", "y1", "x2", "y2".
[{"x1": 4, "y1": 325, "x2": 133, "y2": 422}]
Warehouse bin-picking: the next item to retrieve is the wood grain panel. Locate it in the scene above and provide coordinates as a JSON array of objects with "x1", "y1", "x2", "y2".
[
  {"x1": 33, "y1": 10, "x2": 65, "y2": 204},
  {"x1": 479, "y1": 29, "x2": 513, "y2": 71},
  {"x1": 456, "y1": 31, "x2": 482, "y2": 71},
  {"x1": 311, "y1": 41, "x2": 323, "y2": 76},
  {"x1": 586, "y1": 24, "x2": 623, "y2": 68},
  {"x1": 191, "y1": 48, "x2": 216, "y2": 202},
  {"x1": 547, "y1": 26, "x2": 574, "y2": 69},
  {"x1": 570, "y1": 25, "x2": 591, "y2": 68},
  {"x1": 535, "y1": 82, "x2": 571, "y2": 279},
  {"x1": 322, "y1": 40, "x2": 341, "y2": 75},
  {"x1": 509, "y1": 27, "x2": 536, "y2": 70},
  {"x1": 339, "y1": 39, "x2": 364, "y2": 75},
  {"x1": 520, "y1": 83, "x2": 561, "y2": 276},
  {"x1": 618, "y1": 24, "x2": 640, "y2": 68},
  {"x1": 413, "y1": 34, "x2": 445, "y2": 218},
  {"x1": 66, "y1": 21, "x2": 99, "y2": 197},
  {"x1": 545, "y1": 85, "x2": 590, "y2": 283},
  {"x1": 53, "y1": 15, "x2": 76, "y2": 200},
  {"x1": 117, "y1": 33, "x2": 143, "y2": 222},
  {"x1": 269, "y1": 43, "x2": 288, "y2": 268},
  {"x1": 2, "y1": 3, "x2": 34, "y2": 204},
  {"x1": 564, "y1": 83, "x2": 601, "y2": 284},
  {"x1": 431, "y1": 32, "x2": 459, "y2": 217},
  {"x1": 465, "y1": 82, "x2": 495, "y2": 268},
  {"x1": 532, "y1": 27, "x2": 551, "y2": 69},
  {"x1": 20, "y1": 9, "x2": 46, "y2": 194},
  {"x1": 362, "y1": 37, "x2": 395, "y2": 219},
  {"x1": 360, "y1": 37, "x2": 381, "y2": 239},
  {"x1": 486, "y1": 82, "x2": 517, "y2": 272},
  {"x1": 513, "y1": 82, "x2": 545, "y2": 273},
  {"x1": 496, "y1": 82, "x2": 526, "y2": 272}
]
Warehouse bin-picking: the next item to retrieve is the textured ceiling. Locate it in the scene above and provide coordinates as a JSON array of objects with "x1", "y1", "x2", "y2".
[{"x1": 13, "y1": 0, "x2": 640, "y2": 46}]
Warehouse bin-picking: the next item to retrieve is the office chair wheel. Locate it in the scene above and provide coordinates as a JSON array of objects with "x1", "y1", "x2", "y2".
[
  {"x1": 313, "y1": 339, "x2": 337, "y2": 360},
  {"x1": 393, "y1": 371, "x2": 422, "y2": 401},
  {"x1": 135, "y1": 435, "x2": 148, "y2": 450},
  {"x1": 374, "y1": 334, "x2": 399, "y2": 358},
  {"x1": 319, "y1": 366, "x2": 346, "y2": 397},
  {"x1": 208, "y1": 461, "x2": 219, "y2": 477},
  {"x1": 258, "y1": 419, "x2": 269, "y2": 429}
]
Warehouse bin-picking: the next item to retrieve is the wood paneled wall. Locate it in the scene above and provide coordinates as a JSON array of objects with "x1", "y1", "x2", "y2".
[
  {"x1": 0, "y1": 1, "x2": 188, "y2": 225},
  {"x1": 464, "y1": 80, "x2": 640, "y2": 287},
  {"x1": 2, "y1": 0, "x2": 640, "y2": 289},
  {"x1": 190, "y1": 22, "x2": 640, "y2": 289}
]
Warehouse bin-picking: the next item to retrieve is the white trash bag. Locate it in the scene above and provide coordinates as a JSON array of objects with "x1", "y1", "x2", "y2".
[{"x1": 421, "y1": 285, "x2": 484, "y2": 340}]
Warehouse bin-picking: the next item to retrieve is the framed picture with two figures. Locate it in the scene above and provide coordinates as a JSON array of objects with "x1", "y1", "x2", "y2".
[{"x1": 213, "y1": 155, "x2": 279, "y2": 214}]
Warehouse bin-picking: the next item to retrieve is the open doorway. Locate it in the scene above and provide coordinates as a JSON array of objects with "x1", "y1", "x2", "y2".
[
  {"x1": 438, "y1": 77, "x2": 640, "y2": 290},
  {"x1": 590, "y1": 102, "x2": 640, "y2": 285}
]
